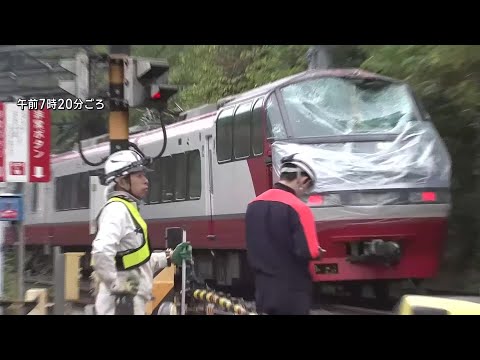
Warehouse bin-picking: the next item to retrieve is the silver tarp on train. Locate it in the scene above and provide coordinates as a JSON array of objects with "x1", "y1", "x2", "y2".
[{"x1": 271, "y1": 121, "x2": 451, "y2": 194}]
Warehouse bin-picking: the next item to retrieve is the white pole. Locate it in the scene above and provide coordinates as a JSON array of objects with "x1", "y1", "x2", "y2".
[
  {"x1": 0, "y1": 182, "x2": 7, "y2": 315},
  {"x1": 0, "y1": 221, "x2": 5, "y2": 298}
]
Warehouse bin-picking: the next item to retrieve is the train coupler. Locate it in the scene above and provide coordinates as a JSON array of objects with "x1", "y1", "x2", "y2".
[{"x1": 347, "y1": 239, "x2": 401, "y2": 267}]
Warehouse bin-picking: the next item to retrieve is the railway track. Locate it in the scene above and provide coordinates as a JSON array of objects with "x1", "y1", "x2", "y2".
[
  {"x1": 21, "y1": 275, "x2": 480, "y2": 315},
  {"x1": 21, "y1": 277, "x2": 398, "y2": 315},
  {"x1": 313, "y1": 304, "x2": 393, "y2": 315}
]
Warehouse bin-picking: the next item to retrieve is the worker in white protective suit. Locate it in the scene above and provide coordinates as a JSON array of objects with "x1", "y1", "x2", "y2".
[{"x1": 90, "y1": 149, "x2": 192, "y2": 315}]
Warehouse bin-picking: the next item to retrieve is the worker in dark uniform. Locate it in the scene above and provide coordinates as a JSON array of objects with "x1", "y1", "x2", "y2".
[{"x1": 245, "y1": 153, "x2": 324, "y2": 315}]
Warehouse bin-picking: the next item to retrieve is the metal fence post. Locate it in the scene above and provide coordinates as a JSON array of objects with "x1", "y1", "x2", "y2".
[{"x1": 17, "y1": 221, "x2": 25, "y2": 301}]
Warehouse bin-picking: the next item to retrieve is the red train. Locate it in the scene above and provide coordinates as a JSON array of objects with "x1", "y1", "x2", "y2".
[{"x1": 13, "y1": 68, "x2": 451, "y2": 298}]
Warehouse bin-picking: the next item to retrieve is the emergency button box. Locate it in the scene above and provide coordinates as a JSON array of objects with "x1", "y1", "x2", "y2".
[{"x1": 0, "y1": 194, "x2": 23, "y2": 222}]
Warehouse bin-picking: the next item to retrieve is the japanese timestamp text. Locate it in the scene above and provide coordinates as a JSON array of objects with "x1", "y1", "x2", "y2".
[{"x1": 16, "y1": 98, "x2": 105, "y2": 111}]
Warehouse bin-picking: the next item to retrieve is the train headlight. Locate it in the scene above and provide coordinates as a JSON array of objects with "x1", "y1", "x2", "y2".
[
  {"x1": 408, "y1": 190, "x2": 450, "y2": 204},
  {"x1": 307, "y1": 193, "x2": 341, "y2": 207}
]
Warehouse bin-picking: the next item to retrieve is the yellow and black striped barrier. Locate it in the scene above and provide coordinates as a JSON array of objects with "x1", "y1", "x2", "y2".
[{"x1": 193, "y1": 289, "x2": 257, "y2": 315}]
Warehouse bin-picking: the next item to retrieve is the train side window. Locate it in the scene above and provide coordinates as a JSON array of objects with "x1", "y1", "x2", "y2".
[
  {"x1": 188, "y1": 150, "x2": 201, "y2": 200},
  {"x1": 148, "y1": 158, "x2": 163, "y2": 204},
  {"x1": 64, "y1": 176, "x2": 73, "y2": 210},
  {"x1": 31, "y1": 183, "x2": 39, "y2": 213},
  {"x1": 77, "y1": 172, "x2": 90, "y2": 209},
  {"x1": 266, "y1": 94, "x2": 287, "y2": 139},
  {"x1": 233, "y1": 102, "x2": 252, "y2": 159},
  {"x1": 161, "y1": 156, "x2": 175, "y2": 202},
  {"x1": 54, "y1": 173, "x2": 90, "y2": 211},
  {"x1": 216, "y1": 108, "x2": 234, "y2": 163},
  {"x1": 55, "y1": 177, "x2": 62, "y2": 210},
  {"x1": 56, "y1": 175, "x2": 73, "y2": 210},
  {"x1": 69, "y1": 174, "x2": 80, "y2": 209},
  {"x1": 251, "y1": 98, "x2": 264, "y2": 156},
  {"x1": 174, "y1": 153, "x2": 187, "y2": 201}
]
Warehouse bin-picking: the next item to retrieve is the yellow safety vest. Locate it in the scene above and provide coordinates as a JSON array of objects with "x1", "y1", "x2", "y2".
[{"x1": 94, "y1": 196, "x2": 152, "y2": 271}]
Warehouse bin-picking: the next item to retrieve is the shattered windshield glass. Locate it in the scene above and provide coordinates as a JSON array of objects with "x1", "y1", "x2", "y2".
[{"x1": 279, "y1": 77, "x2": 419, "y2": 137}]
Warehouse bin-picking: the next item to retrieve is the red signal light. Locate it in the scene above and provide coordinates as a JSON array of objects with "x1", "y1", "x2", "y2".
[{"x1": 151, "y1": 91, "x2": 161, "y2": 100}]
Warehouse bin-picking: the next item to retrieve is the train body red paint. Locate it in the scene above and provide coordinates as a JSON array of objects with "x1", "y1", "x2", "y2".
[{"x1": 15, "y1": 68, "x2": 451, "y2": 293}]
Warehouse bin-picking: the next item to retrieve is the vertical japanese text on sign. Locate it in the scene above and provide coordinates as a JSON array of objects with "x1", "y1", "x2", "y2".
[
  {"x1": 29, "y1": 109, "x2": 51, "y2": 182},
  {"x1": 0, "y1": 103, "x2": 51, "y2": 183}
]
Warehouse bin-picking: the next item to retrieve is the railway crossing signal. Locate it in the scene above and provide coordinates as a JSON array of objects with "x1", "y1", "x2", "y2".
[
  {"x1": 123, "y1": 56, "x2": 178, "y2": 109},
  {"x1": 57, "y1": 51, "x2": 178, "y2": 110},
  {"x1": 57, "y1": 48, "x2": 178, "y2": 155}
]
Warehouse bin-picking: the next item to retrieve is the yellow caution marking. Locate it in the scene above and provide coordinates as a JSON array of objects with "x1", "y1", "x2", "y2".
[{"x1": 191, "y1": 288, "x2": 258, "y2": 315}]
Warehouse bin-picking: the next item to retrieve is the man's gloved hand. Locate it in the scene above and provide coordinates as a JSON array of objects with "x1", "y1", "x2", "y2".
[
  {"x1": 110, "y1": 274, "x2": 140, "y2": 296},
  {"x1": 171, "y1": 242, "x2": 193, "y2": 266}
]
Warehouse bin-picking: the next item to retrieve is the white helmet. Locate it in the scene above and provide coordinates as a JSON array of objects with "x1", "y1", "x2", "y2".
[
  {"x1": 280, "y1": 153, "x2": 317, "y2": 185},
  {"x1": 103, "y1": 149, "x2": 152, "y2": 185}
]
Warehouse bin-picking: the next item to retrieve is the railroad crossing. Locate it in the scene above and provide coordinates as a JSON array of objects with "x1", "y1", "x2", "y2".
[{"x1": 3, "y1": 249, "x2": 480, "y2": 315}]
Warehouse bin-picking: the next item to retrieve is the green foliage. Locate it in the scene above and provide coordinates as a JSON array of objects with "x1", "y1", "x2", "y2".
[
  {"x1": 360, "y1": 45, "x2": 480, "y2": 288},
  {"x1": 51, "y1": 109, "x2": 108, "y2": 154},
  {"x1": 132, "y1": 45, "x2": 189, "y2": 66},
  {"x1": 243, "y1": 45, "x2": 310, "y2": 87},
  {"x1": 170, "y1": 45, "x2": 232, "y2": 108},
  {"x1": 170, "y1": 45, "x2": 310, "y2": 109}
]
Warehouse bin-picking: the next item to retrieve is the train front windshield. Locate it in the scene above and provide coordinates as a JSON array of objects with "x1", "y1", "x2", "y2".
[
  {"x1": 279, "y1": 77, "x2": 418, "y2": 137},
  {"x1": 269, "y1": 76, "x2": 452, "y2": 195}
]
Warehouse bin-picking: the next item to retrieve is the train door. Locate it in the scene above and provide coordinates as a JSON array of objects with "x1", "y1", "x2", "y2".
[
  {"x1": 205, "y1": 134, "x2": 215, "y2": 239},
  {"x1": 89, "y1": 172, "x2": 106, "y2": 235},
  {"x1": 249, "y1": 97, "x2": 271, "y2": 195}
]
